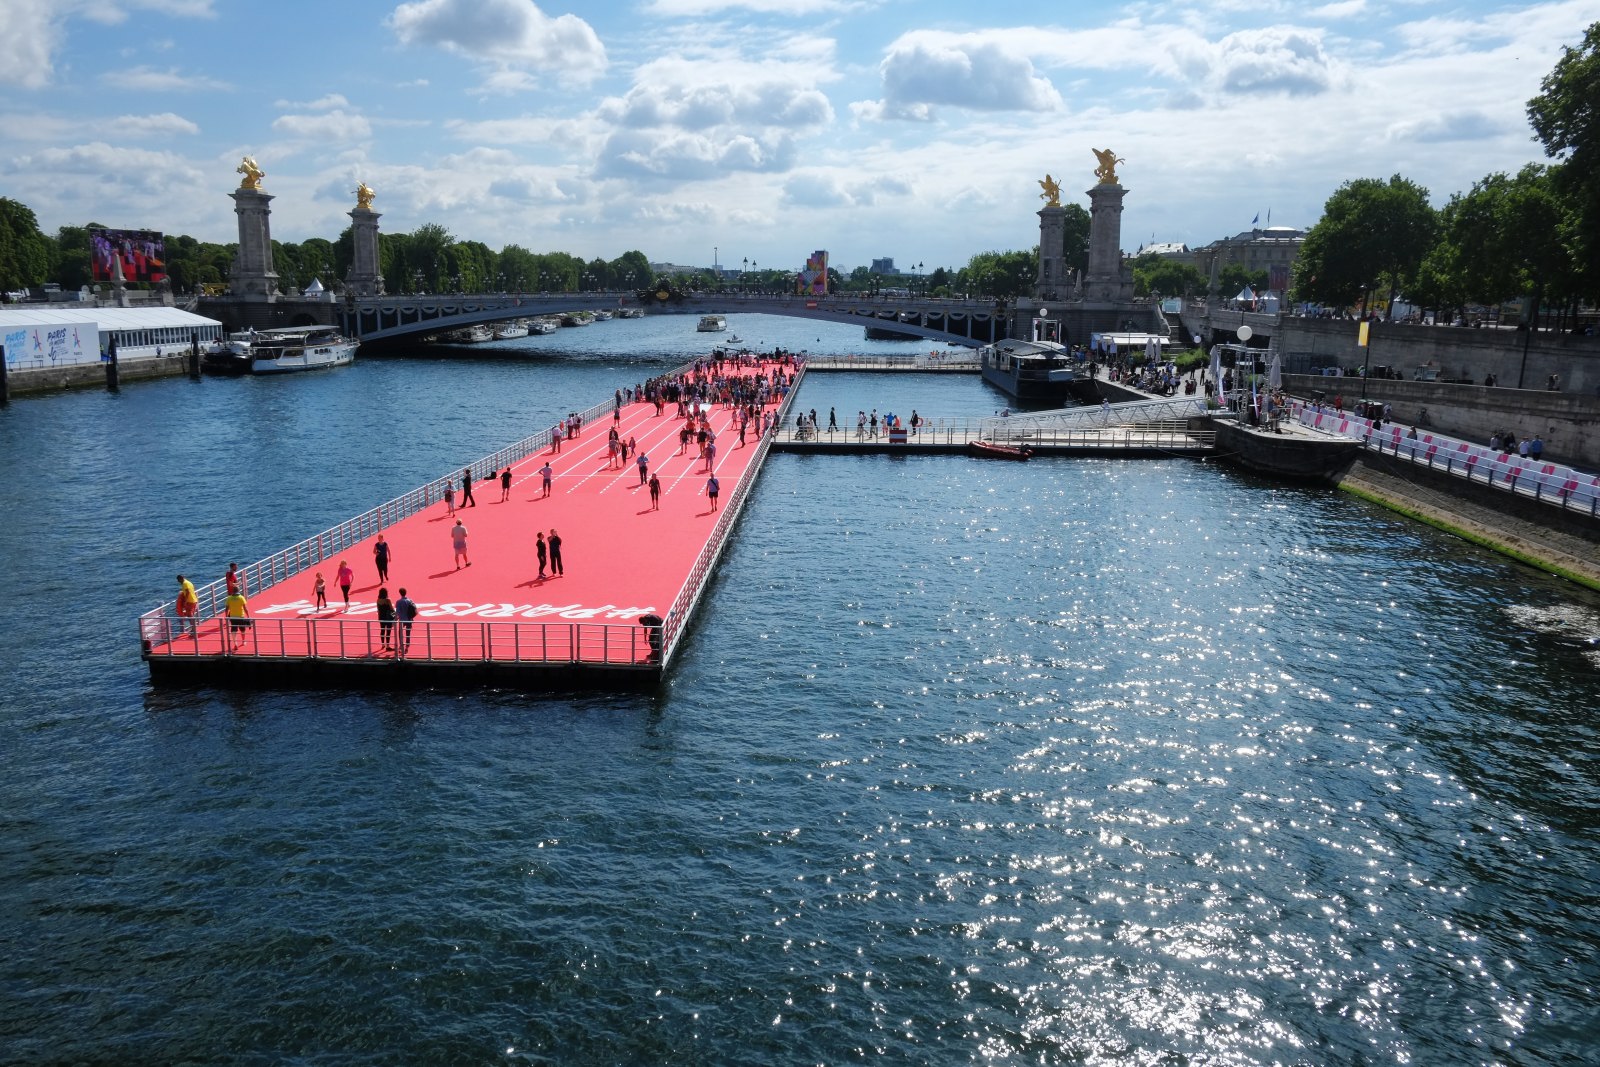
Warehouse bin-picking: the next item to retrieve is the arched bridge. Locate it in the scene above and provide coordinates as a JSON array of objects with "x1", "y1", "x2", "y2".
[{"x1": 316, "y1": 291, "x2": 1012, "y2": 347}]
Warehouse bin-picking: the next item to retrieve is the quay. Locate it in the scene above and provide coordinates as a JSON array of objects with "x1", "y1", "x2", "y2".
[{"x1": 140, "y1": 357, "x2": 802, "y2": 690}]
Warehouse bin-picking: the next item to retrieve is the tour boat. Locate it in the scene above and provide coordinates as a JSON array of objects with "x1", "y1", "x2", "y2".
[
  {"x1": 451, "y1": 324, "x2": 494, "y2": 344},
  {"x1": 561, "y1": 312, "x2": 593, "y2": 327},
  {"x1": 616, "y1": 307, "x2": 644, "y2": 319},
  {"x1": 978, "y1": 339, "x2": 1077, "y2": 403},
  {"x1": 493, "y1": 321, "x2": 530, "y2": 340},
  {"x1": 529, "y1": 318, "x2": 559, "y2": 334},
  {"x1": 697, "y1": 315, "x2": 727, "y2": 332},
  {"x1": 592, "y1": 309, "x2": 613, "y2": 321},
  {"x1": 202, "y1": 327, "x2": 359, "y2": 375}
]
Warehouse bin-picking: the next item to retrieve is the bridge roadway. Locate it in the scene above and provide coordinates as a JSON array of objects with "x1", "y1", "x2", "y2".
[{"x1": 310, "y1": 290, "x2": 1010, "y2": 347}]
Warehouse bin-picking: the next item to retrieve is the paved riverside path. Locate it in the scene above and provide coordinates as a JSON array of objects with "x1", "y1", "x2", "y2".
[{"x1": 145, "y1": 359, "x2": 797, "y2": 674}]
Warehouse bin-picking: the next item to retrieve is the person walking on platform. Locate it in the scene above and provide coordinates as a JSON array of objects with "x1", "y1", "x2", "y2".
[
  {"x1": 707, "y1": 474, "x2": 720, "y2": 511},
  {"x1": 548, "y1": 528, "x2": 564, "y2": 576},
  {"x1": 540, "y1": 461, "x2": 554, "y2": 498},
  {"x1": 461, "y1": 468, "x2": 477, "y2": 508},
  {"x1": 312, "y1": 571, "x2": 327, "y2": 610},
  {"x1": 336, "y1": 560, "x2": 355, "y2": 609},
  {"x1": 536, "y1": 531, "x2": 548, "y2": 579},
  {"x1": 175, "y1": 574, "x2": 199, "y2": 638},
  {"x1": 637, "y1": 451, "x2": 650, "y2": 486},
  {"x1": 373, "y1": 534, "x2": 392, "y2": 583},
  {"x1": 828, "y1": 407, "x2": 838, "y2": 433},
  {"x1": 648, "y1": 472, "x2": 661, "y2": 510},
  {"x1": 451, "y1": 519, "x2": 470, "y2": 569},
  {"x1": 375, "y1": 587, "x2": 396, "y2": 650},
  {"x1": 500, "y1": 467, "x2": 512, "y2": 502},
  {"x1": 395, "y1": 588, "x2": 417, "y2": 655}
]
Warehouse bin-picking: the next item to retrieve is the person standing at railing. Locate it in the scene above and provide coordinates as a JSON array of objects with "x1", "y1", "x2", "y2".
[
  {"x1": 395, "y1": 589, "x2": 416, "y2": 655},
  {"x1": 175, "y1": 575, "x2": 199, "y2": 638},
  {"x1": 375, "y1": 587, "x2": 396, "y2": 651},
  {"x1": 451, "y1": 520, "x2": 470, "y2": 569},
  {"x1": 461, "y1": 468, "x2": 477, "y2": 508},
  {"x1": 335, "y1": 559, "x2": 355, "y2": 608},
  {"x1": 225, "y1": 562, "x2": 244, "y2": 597},
  {"x1": 444, "y1": 481, "x2": 455, "y2": 516}
]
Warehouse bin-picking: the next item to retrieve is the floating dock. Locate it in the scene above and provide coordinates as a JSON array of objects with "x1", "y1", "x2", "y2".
[{"x1": 141, "y1": 358, "x2": 802, "y2": 690}]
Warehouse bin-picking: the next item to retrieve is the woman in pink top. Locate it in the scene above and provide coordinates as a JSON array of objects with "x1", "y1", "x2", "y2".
[{"x1": 336, "y1": 560, "x2": 355, "y2": 608}]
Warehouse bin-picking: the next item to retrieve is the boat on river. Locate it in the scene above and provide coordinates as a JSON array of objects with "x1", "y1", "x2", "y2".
[
  {"x1": 493, "y1": 321, "x2": 530, "y2": 340},
  {"x1": 967, "y1": 440, "x2": 1033, "y2": 461},
  {"x1": 978, "y1": 339, "x2": 1077, "y2": 403},
  {"x1": 529, "y1": 318, "x2": 559, "y2": 335},
  {"x1": 202, "y1": 327, "x2": 359, "y2": 375},
  {"x1": 452, "y1": 324, "x2": 494, "y2": 344},
  {"x1": 697, "y1": 315, "x2": 727, "y2": 332}
]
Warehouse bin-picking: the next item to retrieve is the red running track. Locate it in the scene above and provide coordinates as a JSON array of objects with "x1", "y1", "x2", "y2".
[{"x1": 147, "y1": 359, "x2": 794, "y2": 671}]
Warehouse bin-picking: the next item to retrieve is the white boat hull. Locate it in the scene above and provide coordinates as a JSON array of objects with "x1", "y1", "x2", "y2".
[{"x1": 251, "y1": 340, "x2": 359, "y2": 374}]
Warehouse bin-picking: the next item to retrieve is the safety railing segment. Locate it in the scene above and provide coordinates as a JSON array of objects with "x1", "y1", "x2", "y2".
[
  {"x1": 656, "y1": 363, "x2": 808, "y2": 666},
  {"x1": 1291, "y1": 403, "x2": 1600, "y2": 516},
  {"x1": 982, "y1": 394, "x2": 1214, "y2": 432},
  {"x1": 771, "y1": 416, "x2": 1213, "y2": 453}
]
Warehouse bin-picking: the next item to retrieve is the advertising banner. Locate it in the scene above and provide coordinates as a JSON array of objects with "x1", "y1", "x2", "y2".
[
  {"x1": 13, "y1": 322, "x2": 99, "y2": 366},
  {"x1": 90, "y1": 227, "x2": 167, "y2": 284}
]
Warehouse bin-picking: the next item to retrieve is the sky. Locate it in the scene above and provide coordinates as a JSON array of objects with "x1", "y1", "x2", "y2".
[{"x1": 0, "y1": 0, "x2": 1593, "y2": 276}]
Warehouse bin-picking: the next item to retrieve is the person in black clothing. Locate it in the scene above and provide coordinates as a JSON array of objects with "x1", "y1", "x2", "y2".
[
  {"x1": 500, "y1": 467, "x2": 512, "y2": 501},
  {"x1": 373, "y1": 534, "x2": 392, "y2": 582},
  {"x1": 548, "y1": 528, "x2": 564, "y2": 575},
  {"x1": 461, "y1": 468, "x2": 477, "y2": 507}
]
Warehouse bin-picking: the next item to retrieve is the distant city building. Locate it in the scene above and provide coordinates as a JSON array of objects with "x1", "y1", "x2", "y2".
[
  {"x1": 869, "y1": 257, "x2": 897, "y2": 275},
  {"x1": 1146, "y1": 225, "x2": 1305, "y2": 293}
]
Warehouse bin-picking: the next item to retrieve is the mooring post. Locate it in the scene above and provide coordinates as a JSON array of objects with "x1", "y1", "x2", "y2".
[
  {"x1": 105, "y1": 336, "x2": 120, "y2": 392},
  {"x1": 0, "y1": 342, "x2": 10, "y2": 406},
  {"x1": 189, "y1": 329, "x2": 201, "y2": 379}
]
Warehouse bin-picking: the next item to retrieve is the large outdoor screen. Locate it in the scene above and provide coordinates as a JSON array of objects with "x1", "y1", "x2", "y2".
[{"x1": 90, "y1": 227, "x2": 167, "y2": 284}]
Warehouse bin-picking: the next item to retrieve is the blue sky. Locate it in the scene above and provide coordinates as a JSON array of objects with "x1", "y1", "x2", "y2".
[{"x1": 1, "y1": 0, "x2": 1592, "y2": 275}]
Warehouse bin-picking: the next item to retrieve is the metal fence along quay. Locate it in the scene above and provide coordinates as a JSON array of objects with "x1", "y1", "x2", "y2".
[{"x1": 1291, "y1": 402, "x2": 1600, "y2": 516}]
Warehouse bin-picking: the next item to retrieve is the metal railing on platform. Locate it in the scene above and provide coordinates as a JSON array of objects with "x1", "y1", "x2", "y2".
[
  {"x1": 1291, "y1": 403, "x2": 1600, "y2": 516},
  {"x1": 984, "y1": 394, "x2": 1213, "y2": 432},
  {"x1": 770, "y1": 416, "x2": 1214, "y2": 452},
  {"x1": 801, "y1": 352, "x2": 979, "y2": 371},
  {"x1": 656, "y1": 362, "x2": 808, "y2": 666},
  {"x1": 141, "y1": 615, "x2": 660, "y2": 667}
]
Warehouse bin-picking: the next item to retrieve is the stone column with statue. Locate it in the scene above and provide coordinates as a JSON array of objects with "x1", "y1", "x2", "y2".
[
  {"x1": 1034, "y1": 174, "x2": 1067, "y2": 301},
  {"x1": 1083, "y1": 149, "x2": 1133, "y2": 304},
  {"x1": 228, "y1": 156, "x2": 280, "y2": 301},
  {"x1": 347, "y1": 182, "x2": 386, "y2": 298}
]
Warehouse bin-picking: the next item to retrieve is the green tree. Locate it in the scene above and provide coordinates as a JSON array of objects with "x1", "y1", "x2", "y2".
[
  {"x1": 1527, "y1": 20, "x2": 1600, "y2": 297},
  {"x1": 1059, "y1": 202, "x2": 1091, "y2": 275},
  {"x1": 1428, "y1": 166, "x2": 1568, "y2": 314},
  {"x1": 499, "y1": 245, "x2": 540, "y2": 292},
  {"x1": 52, "y1": 226, "x2": 94, "y2": 291},
  {"x1": 1293, "y1": 175, "x2": 1437, "y2": 316},
  {"x1": 608, "y1": 250, "x2": 651, "y2": 292},
  {"x1": 1131, "y1": 253, "x2": 1205, "y2": 298},
  {"x1": 958, "y1": 249, "x2": 1035, "y2": 298},
  {"x1": 0, "y1": 197, "x2": 52, "y2": 291},
  {"x1": 1217, "y1": 263, "x2": 1268, "y2": 297}
]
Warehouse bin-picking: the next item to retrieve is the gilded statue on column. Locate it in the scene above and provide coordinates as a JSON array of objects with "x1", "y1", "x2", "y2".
[
  {"x1": 1038, "y1": 174, "x2": 1062, "y2": 208},
  {"x1": 236, "y1": 155, "x2": 265, "y2": 190},
  {"x1": 1092, "y1": 148, "x2": 1125, "y2": 185},
  {"x1": 355, "y1": 181, "x2": 376, "y2": 209}
]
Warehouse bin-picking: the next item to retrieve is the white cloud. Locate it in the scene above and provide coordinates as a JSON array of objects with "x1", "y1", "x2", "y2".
[
  {"x1": 781, "y1": 172, "x2": 912, "y2": 208},
  {"x1": 867, "y1": 33, "x2": 1065, "y2": 119},
  {"x1": 0, "y1": 0, "x2": 67, "y2": 88},
  {"x1": 388, "y1": 0, "x2": 606, "y2": 82},
  {"x1": 1308, "y1": 0, "x2": 1366, "y2": 18},
  {"x1": 114, "y1": 66, "x2": 232, "y2": 92},
  {"x1": 605, "y1": 79, "x2": 832, "y2": 131},
  {"x1": 643, "y1": 0, "x2": 860, "y2": 13},
  {"x1": 112, "y1": 112, "x2": 201, "y2": 136},
  {"x1": 272, "y1": 110, "x2": 374, "y2": 142},
  {"x1": 1386, "y1": 110, "x2": 1502, "y2": 143},
  {"x1": 596, "y1": 128, "x2": 796, "y2": 181},
  {"x1": 273, "y1": 93, "x2": 351, "y2": 111},
  {"x1": 1199, "y1": 26, "x2": 1339, "y2": 96}
]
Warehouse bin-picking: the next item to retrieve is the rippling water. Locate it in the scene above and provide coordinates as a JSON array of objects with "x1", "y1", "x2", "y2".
[{"x1": 1, "y1": 316, "x2": 1597, "y2": 1064}]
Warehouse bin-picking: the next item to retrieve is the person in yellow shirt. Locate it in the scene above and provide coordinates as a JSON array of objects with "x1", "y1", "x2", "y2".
[
  {"x1": 224, "y1": 590, "x2": 251, "y2": 648},
  {"x1": 175, "y1": 575, "x2": 199, "y2": 638}
]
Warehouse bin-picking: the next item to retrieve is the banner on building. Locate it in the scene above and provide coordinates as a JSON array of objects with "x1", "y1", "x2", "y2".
[
  {"x1": 12, "y1": 322, "x2": 99, "y2": 366},
  {"x1": 90, "y1": 227, "x2": 167, "y2": 284}
]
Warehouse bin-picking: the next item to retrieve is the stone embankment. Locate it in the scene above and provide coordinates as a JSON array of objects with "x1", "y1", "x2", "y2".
[{"x1": 1336, "y1": 449, "x2": 1600, "y2": 592}]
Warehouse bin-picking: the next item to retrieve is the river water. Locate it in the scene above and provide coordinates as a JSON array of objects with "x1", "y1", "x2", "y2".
[{"x1": 1, "y1": 314, "x2": 1597, "y2": 1065}]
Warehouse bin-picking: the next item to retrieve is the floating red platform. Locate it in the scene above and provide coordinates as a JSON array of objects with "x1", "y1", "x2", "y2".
[{"x1": 142, "y1": 358, "x2": 802, "y2": 688}]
